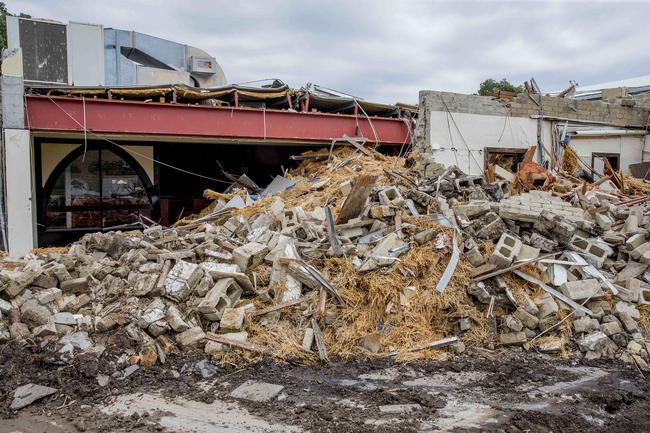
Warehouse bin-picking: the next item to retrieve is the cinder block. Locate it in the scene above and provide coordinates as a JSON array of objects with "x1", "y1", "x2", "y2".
[
  {"x1": 378, "y1": 187, "x2": 405, "y2": 206},
  {"x1": 489, "y1": 233, "x2": 522, "y2": 268},
  {"x1": 499, "y1": 331, "x2": 527, "y2": 346},
  {"x1": 573, "y1": 316, "x2": 600, "y2": 333},
  {"x1": 165, "y1": 260, "x2": 204, "y2": 301},
  {"x1": 569, "y1": 235, "x2": 608, "y2": 268},
  {"x1": 197, "y1": 278, "x2": 243, "y2": 321},
  {"x1": 233, "y1": 242, "x2": 270, "y2": 272},
  {"x1": 220, "y1": 307, "x2": 246, "y2": 331},
  {"x1": 560, "y1": 279, "x2": 603, "y2": 301},
  {"x1": 454, "y1": 175, "x2": 485, "y2": 192}
]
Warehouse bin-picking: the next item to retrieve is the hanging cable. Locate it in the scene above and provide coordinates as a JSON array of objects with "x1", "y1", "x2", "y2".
[
  {"x1": 440, "y1": 95, "x2": 483, "y2": 172},
  {"x1": 43, "y1": 97, "x2": 231, "y2": 184},
  {"x1": 354, "y1": 100, "x2": 380, "y2": 146}
]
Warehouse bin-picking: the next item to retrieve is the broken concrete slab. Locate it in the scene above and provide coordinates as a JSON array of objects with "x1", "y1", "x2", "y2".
[
  {"x1": 230, "y1": 380, "x2": 284, "y2": 402},
  {"x1": 10, "y1": 383, "x2": 57, "y2": 410}
]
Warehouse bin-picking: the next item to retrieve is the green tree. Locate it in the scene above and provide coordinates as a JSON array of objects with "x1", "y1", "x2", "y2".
[
  {"x1": 477, "y1": 78, "x2": 524, "y2": 96},
  {"x1": 0, "y1": 2, "x2": 31, "y2": 50}
]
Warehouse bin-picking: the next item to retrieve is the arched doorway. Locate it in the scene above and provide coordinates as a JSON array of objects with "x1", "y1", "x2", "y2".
[{"x1": 39, "y1": 143, "x2": 157, "y2": 246}]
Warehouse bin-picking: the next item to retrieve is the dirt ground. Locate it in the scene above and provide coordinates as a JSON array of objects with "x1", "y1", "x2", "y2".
[{"x1": 0, "y1": 342, "x2": 648, "y2": 433}]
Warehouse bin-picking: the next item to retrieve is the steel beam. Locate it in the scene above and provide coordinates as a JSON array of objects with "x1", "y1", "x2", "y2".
[{"x1": 25, "y1": 95, "x2": 410, "y2": 145}]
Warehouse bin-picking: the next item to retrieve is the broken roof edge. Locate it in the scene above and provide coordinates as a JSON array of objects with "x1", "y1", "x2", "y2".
[{"x1": 26, "y1": 81, "x2": 413, "y2": 118}]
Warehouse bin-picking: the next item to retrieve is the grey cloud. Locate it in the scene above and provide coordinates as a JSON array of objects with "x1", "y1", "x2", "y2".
[{"x1": 7, "y1": 0, "x2": 650, "y2": 103}]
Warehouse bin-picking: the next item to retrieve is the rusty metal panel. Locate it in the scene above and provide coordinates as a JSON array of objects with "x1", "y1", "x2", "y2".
[{"x1": 19, "y1": 19, "x2": 68, "y2": 83}]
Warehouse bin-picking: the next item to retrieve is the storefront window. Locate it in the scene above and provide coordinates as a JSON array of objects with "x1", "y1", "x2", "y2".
[{"x1": 44, "y1": 148, "x2": 152, "y2": 230}]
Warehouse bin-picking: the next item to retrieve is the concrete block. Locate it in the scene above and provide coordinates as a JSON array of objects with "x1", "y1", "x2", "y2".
[
  {"x1": 623, "y1": 214, "x2": 639, "y2": 234},
  {"x1": 205, "y1": 331, "x2": 249, "y2": 354},
  {"x1": 36, "y1": 288, "x2": 62, "y2": 304},
  {"x1": 175, "y1": 326, "x2": 206, "y2": 350},
  {"x1": 613, "y1": 301, "x2": 640, "y2": 320},
  {"x1": 516, "y1": 244, "x2": 539, "y2": 262},
  {"x1": 198, "y1": 278, "x2": 242, "y2": 321},
  {"x1": 536, "y1": 294, "x2": 559, "y2": 319},
  {"x1": 630, "y1": 242, "x2": 650, "y2": 261},
  {"x1": 530, "y1": 232, "x2": 557, "y2": 253},
  {"x1": 465, "y1": 246, "x2": 485, "y2": 267},
  {"x1": 513, "y1": 307, "x2": 539, "y2": 329},
  {"x1": 52, "y1": 312, "x2": 77, "y2": 325},
  {"x1": 594, "y1": 213, "x2": 613, "y2": 230},
  {"x1": 504, "y1": 315, "x2": 523, "y2": 332},
  {"x1": 20, "y1": 300, "x2": 51, "y2": 326},
  {"x1": 577, "y1": 331, "x2": 616, "y2": 355},
  {"x1": 0, "y1": 298, "x2": 12, "y2": 314},
  {"x1": 619, "y1": 312, "x2": 639, "y2": 333},
  {"x1": 220, "y1": 307, "x2": 246, "y2": 331},
  {"x1": 533, "y1": 210, "x2": 576, "y2": 244},
  {"x1": 600, "y1": 321, "x2": 623, "y2": 336},
  {"x1": 32, "y1": 322, "x2": 58, "y2": 337},
  {"x1": 640, "y1": 250, "x2": 650, "y2": 265},
  {"x1": 538, "y1": 315, "x2": 559, "y2": 332},
  {"x1": 560, "y1": 279, "x2": 602, "y2": 301},
  {"x1": 569, "y1": 235, "x2": 608, "y2": 268},
  {"x1": 369, "y1": 205, "x2": 396, "y2": 219},
  {"x1": 573, "y1": 317, "x2": 600, "y2": 333},
  {"x1": 165, "y1": 305, "x2": 189, "y2": 332},
  {"x1": 9, "y1": 322, "x2": 30, "y2": 340},
  {"x1": 453, "y1": 201, "x2": 490, "y2": 220},
  {"x1": 60, "y1": 277, "x2": 89, "y2": 294},
  {"x1": 378, "y1": 187, "x2": 405, "y2": 206},
  {"x1": 414, "y1": 228, "x2": 438, "y2": 245},
  {"x1": 474, "y1": 212, "x2": 506, "y2": 240},
  {"x1": 499, "y1": 331, "x2": 527, "y2": 346},
  {"x1": 626, "y1": 233, "x2": 647, "y2": 249},
  {"x1": 493, "y1": 165, "x2": 514, "y2": 182},
  {"x1": 233, "y1": 242, "x2": 270, "y2": 272},
  {"x1": 164, "y1": 261, "x2": 203, "y2": 301},
  {"x1": 489, "y1": 233, "x2": 522, "y2": 268},
  {"x1": 454, "y1": 175, "x2": 485, "y2": 191},
  {"x1": 302, "y1": 328, "x2": 314, "y2": 350}
]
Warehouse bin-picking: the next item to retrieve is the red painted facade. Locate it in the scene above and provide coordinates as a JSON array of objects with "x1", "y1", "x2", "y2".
[{"x1": 25, "y1": 95, "x2": 411, "y2": 145}]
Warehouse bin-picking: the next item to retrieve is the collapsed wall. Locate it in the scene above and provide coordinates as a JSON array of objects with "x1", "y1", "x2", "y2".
[
  {"x1": 0, "y1": 142, "x2": 649, "y2": 372},
  {"x1": 416, "y1": 90, "x2": 650, "y2": 176}
]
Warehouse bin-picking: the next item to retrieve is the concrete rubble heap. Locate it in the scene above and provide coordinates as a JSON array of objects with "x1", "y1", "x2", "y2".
[{"x1": 0, "y1": 147, "x2": 648, "y2": 371}]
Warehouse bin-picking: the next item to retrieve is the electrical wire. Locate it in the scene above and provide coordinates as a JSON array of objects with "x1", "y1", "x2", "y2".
[
  {"x1": 444, "y1": 108, "x2": 460, "y2": 167},
  {"x1": 354, "y1": 100, "x2": 380, "y2": 146},
  {"x1": 42, "y1": 97, "x2": 231, "y2": 184},
  {"x1": 439, "y1": 95, "x2": 483, "y2": 172}
]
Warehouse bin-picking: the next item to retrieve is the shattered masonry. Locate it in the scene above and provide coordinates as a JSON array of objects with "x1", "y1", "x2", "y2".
[{"x1": 0, "y1": 142, "x2": 649, "y2": 377}]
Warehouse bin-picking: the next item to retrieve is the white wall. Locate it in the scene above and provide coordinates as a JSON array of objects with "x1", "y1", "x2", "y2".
[
  {"x1": 5, "y1": 129, "x2": 35, "y2": 257},
  {"x1": 427, "y1": 111, "x2": 551, "y2": 175},
  {"x1": 67, "y1": 22, "x2": 105, "y2": 86},
  {"x1": 569, "y1": 135, "x2": 644, "y2": 174}
]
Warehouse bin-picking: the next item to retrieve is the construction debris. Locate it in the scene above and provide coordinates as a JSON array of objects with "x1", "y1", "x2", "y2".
[{"x1": 0, "y1": 146, "x2": 649, "y2": 371}]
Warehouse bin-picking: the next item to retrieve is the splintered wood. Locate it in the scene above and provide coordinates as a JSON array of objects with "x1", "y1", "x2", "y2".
[{"x1": 336, "y1": 174, "x2": 378, "y2": 224}]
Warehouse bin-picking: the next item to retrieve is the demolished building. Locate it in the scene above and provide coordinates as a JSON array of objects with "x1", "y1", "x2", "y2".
[
  {"x1": 1, "y1": 17, "x2": 414, "y2": 256},
  {"x1": 0, "y1": 14, "x2": 650, "y2": 394}
]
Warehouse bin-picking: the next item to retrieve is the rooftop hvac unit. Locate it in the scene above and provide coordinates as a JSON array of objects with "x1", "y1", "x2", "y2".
[{"x1": 189, "y1": 56, "x2": 217, "y2": 74}]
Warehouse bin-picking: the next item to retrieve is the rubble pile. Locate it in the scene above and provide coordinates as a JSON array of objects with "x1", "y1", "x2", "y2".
[{"x1": 0, "y1": 147, "x2": 649, "y2": 370}]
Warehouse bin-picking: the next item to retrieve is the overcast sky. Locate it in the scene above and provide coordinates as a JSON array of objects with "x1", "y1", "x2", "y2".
[{"x1": 7, "y1": 0, "x2": 650, "y2": 103}]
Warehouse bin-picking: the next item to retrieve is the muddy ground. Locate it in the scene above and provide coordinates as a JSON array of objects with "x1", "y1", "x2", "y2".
[{"x1": 0, "y1": 342, "x2": 648, "y2": 433}]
